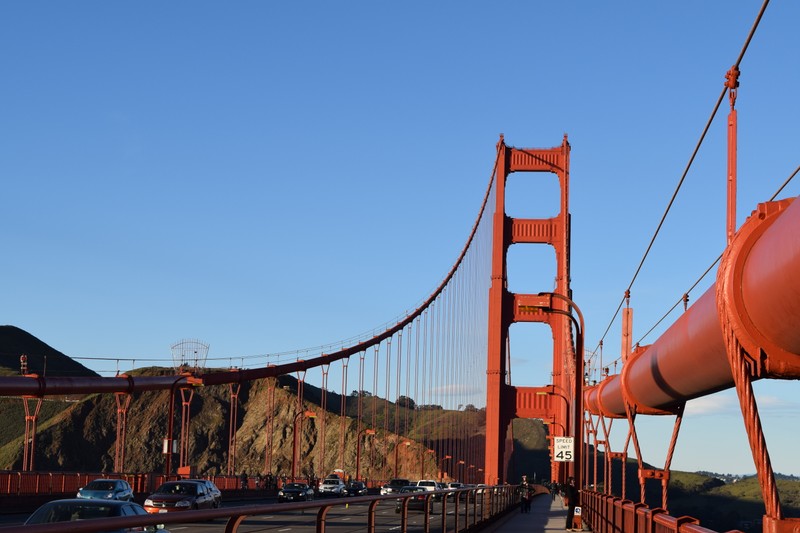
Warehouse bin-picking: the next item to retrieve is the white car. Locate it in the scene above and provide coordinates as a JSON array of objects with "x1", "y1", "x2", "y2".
[
  {"x1": 416, "y1": 479, "x2": 441, "y2": 500},
  {"x1": 318, "y1": 476, "x2": 346, "y2": 497},
  {"x1": 416, "y1": 480, "x2": 438, "y2": 491}
]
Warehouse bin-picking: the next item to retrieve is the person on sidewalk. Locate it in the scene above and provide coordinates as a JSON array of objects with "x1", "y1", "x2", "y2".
[
  {"x1": 518, "y1": 476, "x2": 531, "y2": 513},
  {"x1": 563, "y1": 477, "x2": 578, "y2": 530}
]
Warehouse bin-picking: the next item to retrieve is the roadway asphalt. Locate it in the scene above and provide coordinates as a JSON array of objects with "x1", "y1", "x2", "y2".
[{"x1": 481, "y1": 493, "x2": 588, "y2": 533}]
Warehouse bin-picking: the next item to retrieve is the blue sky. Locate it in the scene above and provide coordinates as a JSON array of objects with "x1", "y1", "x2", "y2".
[{"x1": 2, "y1": 2, "x2": 798, "y2": 476}]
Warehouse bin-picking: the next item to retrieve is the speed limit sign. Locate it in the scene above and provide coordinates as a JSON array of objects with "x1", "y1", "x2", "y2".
[{"x1": 553, "y1": 437, "x2": 574, "y2": 462}]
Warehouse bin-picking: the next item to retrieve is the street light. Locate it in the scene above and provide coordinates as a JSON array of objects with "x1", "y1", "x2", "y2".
[
  {"x1": 355, "y1": 428, "x2": 376, "y2": 482},
  {"x1": 456, "y1": 459, "x2": 466, "y2": 482},
  {"x1": 542, "y1": 417, "x2": 566, "y2": 435},
  {"x1": 292, "y1": 410, "x2": 317, "y2": 481},
  {"x1": 535, "y1": 291, "x2": 585, "y2": 490},
  {"x1": 535, "y1": 385, "x2": 571, "y2": 433},
  {"x1": 420, "y1": 449, "x2": 435, "y2": 479},
  {"x1": 394, "y1": 440, "x2": 411, "y2": 478},
  {"x1": 441, "y1": 454, "x2": 453, "y2": 481}
]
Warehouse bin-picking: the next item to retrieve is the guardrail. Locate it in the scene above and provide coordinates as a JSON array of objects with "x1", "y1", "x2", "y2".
[
  {"x1": 581, "y1": 489, "x2": 742, "y2": 533},
  {"x1": 0, "y1": 485, "x2": 519, "y2": 533}
]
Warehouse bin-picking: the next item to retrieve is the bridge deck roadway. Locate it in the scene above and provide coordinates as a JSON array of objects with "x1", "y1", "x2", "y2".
[{"x1": 482, "y1": 492, "x2": 584, "y2": 533}]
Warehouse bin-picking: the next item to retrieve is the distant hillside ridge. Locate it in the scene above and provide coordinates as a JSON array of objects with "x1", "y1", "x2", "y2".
[{"x1": 0, "y1": 325, "x2": 98, "y2": 377}]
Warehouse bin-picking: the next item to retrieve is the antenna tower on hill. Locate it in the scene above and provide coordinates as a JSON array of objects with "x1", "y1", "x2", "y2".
[{"x1": 171, "y1": 339, "x2": 209, "y2": 373}]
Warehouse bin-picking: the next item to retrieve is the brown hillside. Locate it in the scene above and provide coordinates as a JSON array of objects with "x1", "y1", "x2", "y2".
[{"x1": 0, "y1": 327, "x2": 553, "y2": 485}]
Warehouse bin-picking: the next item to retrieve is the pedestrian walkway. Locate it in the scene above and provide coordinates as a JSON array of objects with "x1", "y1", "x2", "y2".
[{"x1": 481, "y1": 493, "x2": 587, "y2": 533}]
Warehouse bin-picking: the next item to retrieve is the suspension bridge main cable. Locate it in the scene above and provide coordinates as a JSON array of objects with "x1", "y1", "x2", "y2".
[
  {"x1": 631, "y1": 162, "x2": 799, "y2": 348},
  {"x1": 592, "y1": 0, "x2": 771, "y2": 356}
]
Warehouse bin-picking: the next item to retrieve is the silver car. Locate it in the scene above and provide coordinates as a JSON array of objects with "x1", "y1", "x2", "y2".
[
  {"x1": 77, "y1": 479, "x2": 134, "y2": 501},
  {"x1": 318, "y1": 476, "x2": 346, "y2": 497}
]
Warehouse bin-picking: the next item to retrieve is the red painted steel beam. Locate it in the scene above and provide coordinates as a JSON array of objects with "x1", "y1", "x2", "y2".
[{"x1": 585, "y1": 197, "x2": 800, "y2": 417}]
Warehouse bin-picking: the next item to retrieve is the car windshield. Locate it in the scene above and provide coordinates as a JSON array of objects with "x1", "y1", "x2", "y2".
[
  {"x1": 84, "y1": 481, "x2": 117, "y2": 491},
  {"x1": 28, "y1": 502, "x2": 118, "y2": 523},
  {"x1": 158, "y1": 483, "x2": 197, "y2": 495},
  {"x1": 400, "y1": 487, "x2": 424, "y2": 493},
  {"x1": 285, "y1": 484, "x2": 305, "y2": 489}
]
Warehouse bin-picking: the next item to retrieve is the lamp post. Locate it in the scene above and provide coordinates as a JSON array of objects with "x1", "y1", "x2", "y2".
[
  {"x1": 535, "y1": 385, "x2": 571, "y2": 433},
  {"x1": 535, "y1": 292, "x2": 585, "y2": 489},
  {"x1": 394, "y1": 440, "x2": 411, "y2": 478},
  {"x1": 542, "y1": 418, "x2": 567, "y2": 435},
  {"x1": 420, "y1": 449, "x2": 435, "y2": 480},
  {"x1": 441, "y1": 454, "x2": 453, "y2": 481},
  {"x1": 164, "y1": 374, "x2": 192, "y2": 476},
  {"x1": 355, "y1": 428, "x2": 376, "y2": 482},
  {"x1": 292, "y1": 410, "x2": 316, "y2": 481}
]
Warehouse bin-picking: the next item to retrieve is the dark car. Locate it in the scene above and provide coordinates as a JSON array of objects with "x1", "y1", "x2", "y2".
[
  {"x1": 25, "y1": 498, "x2": 169, "y2": 532},
  {"x1": 395, "y1": 485, "x2": 433, "y2": 513},
  {"x1": 143, "y1": 480, "x2": 217, "y2": 513},
  {"x1": 186, "y1": 479, "x2": 222, "y2": 508},
  {"x1": 278, "y1": 482, "x2": 315, "y2": 502},
  {"x1": 381, "y1": 478, "x2": 412, "y2": 495},
  {"x1": 77, "y1": 479, "x2": 134, "y2": 501},
  {"x1": 346, "y1": 481, "x2": 368, "y2": 497}
]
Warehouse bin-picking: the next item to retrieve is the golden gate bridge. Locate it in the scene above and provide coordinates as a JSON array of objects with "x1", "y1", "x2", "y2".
[{"x1": 1, "y1": 2, "x2": 798, "y2": 533}]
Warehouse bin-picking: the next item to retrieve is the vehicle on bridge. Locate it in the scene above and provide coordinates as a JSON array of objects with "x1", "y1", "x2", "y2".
[
  {"x1": 416, "y1": 479, "x2": 441, "y2": 501},
  {"x1": 446, "y1": 481, "x2": 464, "y2": 500},
  {"x1": 380, "y1": 477, "x2": 412, "y2": 495},
  {"x1": 278, "y1": 482, "x2": 315, "y2": 502},
  {"x1": 395, "y1": 485, "x2": 435, "y2": 514},
  {"x1": 345, "y1": 480, "x2": 368, "y2": 496},
  {"x1": 143, "y1": 480, "x2": 218, "y2": 513},
  {"x1": 317, "y1": 474, "x2": 346, "y2": 497},
  {"x1": 185, "y1": 479, "x2": 221, "y2": 508},
  {"x1": 76, "y1": 478, "x2": 134, "y2": 501},
  {"x1": 25, "y1": 498, "x2": 169, "y2": 532}
]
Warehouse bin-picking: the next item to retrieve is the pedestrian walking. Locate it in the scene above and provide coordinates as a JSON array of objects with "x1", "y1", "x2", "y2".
[
  {"x1": 563, "y1": 477, "x2": 578, "y2": 530},
  {"x1": 518, "y1": 476, "x2": 531, "y2": 513}
]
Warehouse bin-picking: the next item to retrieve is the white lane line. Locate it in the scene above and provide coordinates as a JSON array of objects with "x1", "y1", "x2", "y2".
[{"x1": 278, "y1": 528, "x2": 292, "y2": 532}]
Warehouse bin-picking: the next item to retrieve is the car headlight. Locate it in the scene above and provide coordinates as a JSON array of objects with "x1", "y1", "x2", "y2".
[
  {"x1": 175, "y1": 500, "x2": 191, "y2": 508},
  {"x1": 278, "y1": 491, "x2": 284, "y2": 497},
  {"x1": 144, "y1": 499, "x2": 154, "y2": 506},
  {"x1": 106, "y1": 492, "x2": 113, "y2": 498}
]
